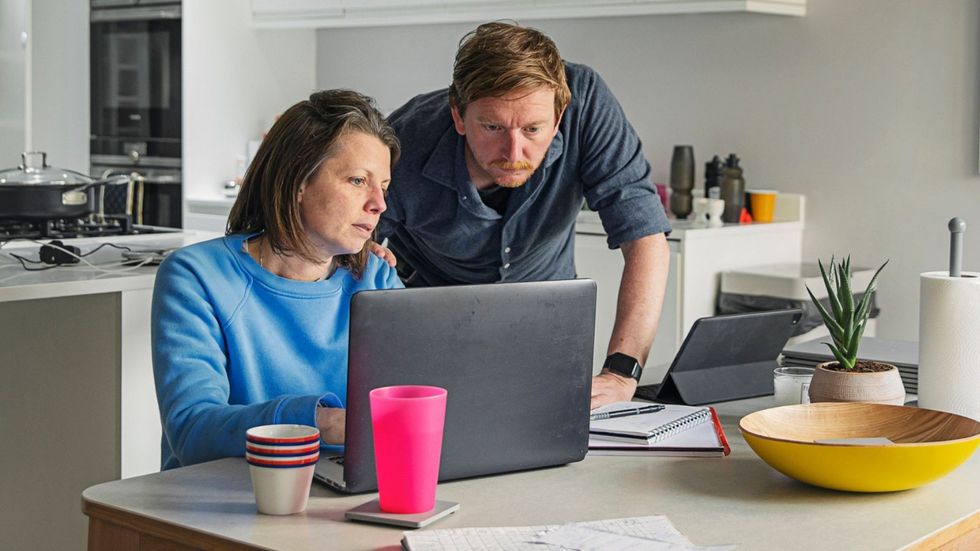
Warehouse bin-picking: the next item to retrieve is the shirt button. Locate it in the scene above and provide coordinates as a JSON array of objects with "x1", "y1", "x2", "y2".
[
  {"x1": 503, "y1": 263, "x2": 511, "y2": 269},
  {"x1": 504, "y1": 247, "x2": 511, "y2": 253},
  {"x1": 461, "y1": 196, "x2": 467, "y2": 201}
]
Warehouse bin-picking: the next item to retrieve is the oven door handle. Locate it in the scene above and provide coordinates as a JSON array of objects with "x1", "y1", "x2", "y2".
[{"x1": 91, "y1": 5, "x2": 181, "y2": 22}]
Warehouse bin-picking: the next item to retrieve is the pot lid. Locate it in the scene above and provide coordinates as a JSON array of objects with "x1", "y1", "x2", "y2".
[{"x1": 0, "y1": 151, "x2": 95, "y2": 186}]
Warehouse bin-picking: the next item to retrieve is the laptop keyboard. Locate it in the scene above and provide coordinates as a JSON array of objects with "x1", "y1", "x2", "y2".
[
  {"x1": 327, "y1": 455, "x2": 345, "y2": 465},
  {"x1": 633, "y1": 383, "x2": 662, "y2": 402}
]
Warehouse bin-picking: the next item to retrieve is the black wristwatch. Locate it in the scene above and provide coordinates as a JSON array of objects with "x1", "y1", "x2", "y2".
[{"x1": 603, "y1": 352, "x2": 643, "y2": 382}]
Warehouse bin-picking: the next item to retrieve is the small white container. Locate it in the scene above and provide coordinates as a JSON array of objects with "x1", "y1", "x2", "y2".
[
  {"x1": 249, "y1": 463, "x2": 317, "y2": 515},
  {"x1": 773, "y1": 367, "x2": 814, "y2": 406}
]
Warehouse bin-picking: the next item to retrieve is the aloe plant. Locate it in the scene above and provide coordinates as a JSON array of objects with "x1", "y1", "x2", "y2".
[{"x1": 805, "y1": 256, "x2": 888, "y2": 370}]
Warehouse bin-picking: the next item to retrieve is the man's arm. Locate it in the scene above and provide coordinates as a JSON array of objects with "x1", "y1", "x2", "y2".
[{"x1": 590, "y1": 232, "x2": 670, "y2": 409}]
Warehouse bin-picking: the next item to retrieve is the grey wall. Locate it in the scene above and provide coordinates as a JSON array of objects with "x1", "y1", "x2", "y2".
[{"x1": 316, "y1": 0, "x2": 980, "y2": 341}]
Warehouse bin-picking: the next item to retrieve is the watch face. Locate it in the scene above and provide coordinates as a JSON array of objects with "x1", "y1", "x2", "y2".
[{"x1": 607, "y1": 353, "x2": 641, "y2": 380}]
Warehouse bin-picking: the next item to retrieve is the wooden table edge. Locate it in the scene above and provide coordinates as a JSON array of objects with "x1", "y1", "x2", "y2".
[
  {"x1": 82, "y1": 494, "x2": 263, "y2": 551},
  {"x1": 900, "y1": 510, "x2": 980, "y2": 551}
]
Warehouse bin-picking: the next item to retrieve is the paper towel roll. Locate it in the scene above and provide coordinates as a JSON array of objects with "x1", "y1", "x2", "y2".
[{"x1": 918, "y1": 271, "x2": 980, "y2": 421}]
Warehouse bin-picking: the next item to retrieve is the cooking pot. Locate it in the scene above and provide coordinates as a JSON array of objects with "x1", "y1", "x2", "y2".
[{"x1": 0, "y1": 151, "x2": 128, "y2": 219}]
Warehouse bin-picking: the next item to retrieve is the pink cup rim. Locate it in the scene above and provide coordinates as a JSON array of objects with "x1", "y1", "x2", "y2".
[{"x1": 370, "y1": 385, "x2": 447, "y2": 400}]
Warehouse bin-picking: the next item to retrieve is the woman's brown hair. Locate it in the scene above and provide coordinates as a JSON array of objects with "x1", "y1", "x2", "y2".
[
  {"x1": 227, "y1": 89, "x2": 400, "y2": 278},
  {"x1": 448, "y1": 21, "x2": 570, "y2": 120}
]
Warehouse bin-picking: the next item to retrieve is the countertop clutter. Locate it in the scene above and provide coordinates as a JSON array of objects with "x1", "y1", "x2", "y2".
[
  {"x1": 0, "y1": 230, "x2": 218, "y2": 302},
  {"x1": 81, "y1": 396, "x2": 980, "y2": 551}
]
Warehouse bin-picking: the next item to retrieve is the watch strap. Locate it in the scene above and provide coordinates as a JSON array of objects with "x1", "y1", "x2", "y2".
[{"x1": 603, "y1": 352, "x2": 643, "y2": 382}]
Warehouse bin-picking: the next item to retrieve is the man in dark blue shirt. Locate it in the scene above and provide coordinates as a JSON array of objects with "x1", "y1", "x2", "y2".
[{"x1": 378, "y1": 22, "x2": 672, "y2": 409}]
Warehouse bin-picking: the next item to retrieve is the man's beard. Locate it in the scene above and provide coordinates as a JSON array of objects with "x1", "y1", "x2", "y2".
[{"x1": 489, "y1": 160, "x2": 536, "y2": 188}]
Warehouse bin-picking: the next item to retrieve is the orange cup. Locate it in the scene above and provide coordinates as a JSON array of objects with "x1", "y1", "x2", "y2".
[{"x1": 748, "y1": 190, "x2": 777, "y2": 223}]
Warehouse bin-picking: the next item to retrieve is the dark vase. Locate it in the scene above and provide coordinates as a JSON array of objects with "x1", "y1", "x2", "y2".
[{"x1": 669, "y1": 145, "x2": 695, "y2": 219}]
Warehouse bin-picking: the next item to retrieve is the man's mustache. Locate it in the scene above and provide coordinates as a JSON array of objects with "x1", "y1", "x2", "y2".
[{"x1": 489, "y1": 161, "x2": 534, "y2": 171}]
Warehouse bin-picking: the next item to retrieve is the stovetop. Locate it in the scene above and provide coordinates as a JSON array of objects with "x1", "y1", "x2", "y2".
[{"x1": 0, "y1": 215, "x2": 179, "y2": 241}]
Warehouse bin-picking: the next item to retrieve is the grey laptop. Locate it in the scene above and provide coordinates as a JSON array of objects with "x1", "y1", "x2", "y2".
[{"x1": 314, "y1": 279, "x2": 597, "y2": 494}]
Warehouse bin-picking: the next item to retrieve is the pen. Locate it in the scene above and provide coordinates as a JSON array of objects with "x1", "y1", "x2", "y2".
[{"x1": 590, "y1": 404, "x2": 664, "y2": 421}]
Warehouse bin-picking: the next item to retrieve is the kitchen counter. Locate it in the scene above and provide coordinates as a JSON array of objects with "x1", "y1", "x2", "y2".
[
  {"x1": 0, "y1": 230, "x2": 219, "y2": 302},
  {"x1": 0, "y1": 229, "x2": 219, "y2": 551}
]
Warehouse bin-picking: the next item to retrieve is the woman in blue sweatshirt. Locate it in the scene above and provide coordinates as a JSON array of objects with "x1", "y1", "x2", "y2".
[{"x1": 152, "y1": 90, "x2": 403, "y2": 469}]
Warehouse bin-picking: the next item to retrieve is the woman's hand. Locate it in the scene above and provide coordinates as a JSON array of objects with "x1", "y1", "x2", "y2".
[
  {"x1": 369, "y1": 241, "x2": 398, "y2": 267},
  {"x1": 316, "y1": 406, "x2": 346, "y2": 445}
]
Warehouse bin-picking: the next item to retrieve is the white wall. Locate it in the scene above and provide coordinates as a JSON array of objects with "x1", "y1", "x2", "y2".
[
  {"x1": 315, "y1": 0, "x2": 980, "y2": 342},
  {"x1": 0, "y1": 0, "x2": 88, "y2": 170},
  {"x1": 183, "y1": 0, "x2": 316, "y2": 202},
  {"x1": 0, "y1": 0, "x2": 27, "y2": 162}
]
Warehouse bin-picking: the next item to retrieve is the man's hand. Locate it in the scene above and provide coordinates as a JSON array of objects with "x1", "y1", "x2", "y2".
[
  {"x1": 368, "y1": 241, "x2": 397, "y2": 268},
  {"x1": 316, "y1": 406, "x2": 346, "y2": 445},
  {"x1": 590, "y1": 372, "x2": 637, "y2": 409}
]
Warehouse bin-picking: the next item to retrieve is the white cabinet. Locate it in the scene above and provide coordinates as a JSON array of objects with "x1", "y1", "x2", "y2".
[
  {"x1": 251, "y1": 0, "x2": 806, "y2": 29},
  {"x1": 575, "y1": 232, "x2": 681, "y2": 384},
  {"x1": 575, "y1": 194, "x2": 805, "y2": 385},
  {"x1": 185, "y1": 198, "x2": 235, "y2": 233}
]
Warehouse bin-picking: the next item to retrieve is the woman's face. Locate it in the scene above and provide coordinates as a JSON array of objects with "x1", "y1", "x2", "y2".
[{"x1": 298, "y1": 131, "x2": 391, "y2": 260}]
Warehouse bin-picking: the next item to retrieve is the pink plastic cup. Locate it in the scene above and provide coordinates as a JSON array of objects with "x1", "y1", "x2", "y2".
[{"x1": 369, "y1": 385, "x2": 447, "y2": 514}]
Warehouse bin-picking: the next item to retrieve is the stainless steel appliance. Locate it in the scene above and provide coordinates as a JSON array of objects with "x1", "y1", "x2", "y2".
[{"x1": 90, "y1": 0, "x2": 182, "y2": 228}]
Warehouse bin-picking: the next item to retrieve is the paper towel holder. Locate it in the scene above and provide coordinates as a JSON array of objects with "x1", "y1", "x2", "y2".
[{"x1": 948, "y1": 217, "x2": 966, "y2": 277}]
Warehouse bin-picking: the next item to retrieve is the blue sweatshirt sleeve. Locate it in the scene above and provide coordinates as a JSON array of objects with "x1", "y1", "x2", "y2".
[{"x1": 151, "y1": 252, "x2": 320, "y2": 468}]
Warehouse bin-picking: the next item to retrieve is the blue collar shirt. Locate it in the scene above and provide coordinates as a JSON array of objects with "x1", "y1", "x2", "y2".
[{"x1": 379, "y1": 62, "x2": 671, "y2": 286}]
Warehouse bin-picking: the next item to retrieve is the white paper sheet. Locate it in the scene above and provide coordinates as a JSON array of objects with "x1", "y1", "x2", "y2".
[{"x1": 401, "y1": 515, "x2": 735, "y2": 551}]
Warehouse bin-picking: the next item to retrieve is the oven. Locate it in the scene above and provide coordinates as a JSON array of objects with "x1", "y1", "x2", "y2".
[
  {"x1": 92, "y1": 162, "x2": 182, "y2": 228},
  {"x1": 90, "y1": 0, "x2": 182, "y2": 228}
]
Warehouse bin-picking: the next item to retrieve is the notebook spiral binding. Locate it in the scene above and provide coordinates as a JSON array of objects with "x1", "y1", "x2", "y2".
[{"x1": 649, "y1": 408, "x2": 711, "y2": 443}]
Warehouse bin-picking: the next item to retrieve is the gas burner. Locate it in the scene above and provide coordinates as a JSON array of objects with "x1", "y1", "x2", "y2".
[{"x1": 0, "y1": 216, "x2": 178, "y2": 242}]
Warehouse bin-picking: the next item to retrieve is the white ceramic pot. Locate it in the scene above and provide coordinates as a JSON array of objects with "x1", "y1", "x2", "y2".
[
  {"x1": 807, "y1": 362, "x2": 906, "y2": 405},
  {"x1": 249, "y1": 463, "x2": 316, "y2": 515}
]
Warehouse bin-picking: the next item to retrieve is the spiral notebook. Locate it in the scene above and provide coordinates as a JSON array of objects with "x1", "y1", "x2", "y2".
[{"x1": 588, "y1": 402, "x2": 730, "y2": 457}]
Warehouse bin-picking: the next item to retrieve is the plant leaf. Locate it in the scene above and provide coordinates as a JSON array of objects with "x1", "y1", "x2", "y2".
[
  {"x1": 850, "y1": 319, "x2": 868, "y2": 364},
  {"x1": 848, "y1": 260, "x2": 888, "y2": 358},
  {"x1": 862, "y1": 260, "x2": 889, "y2": 299},
  {"x1": 807, "y1": 285, "x2": 844, "y2": 344},
  {"x1": 824, "y1": 341, "x2": 853, "y2": 369},
  {"x1": 838, "y1": 259, "x2": 855, "y2": 358},
  {"x1": 818, "y1": 258, "x2": 843, "y2": 322}
]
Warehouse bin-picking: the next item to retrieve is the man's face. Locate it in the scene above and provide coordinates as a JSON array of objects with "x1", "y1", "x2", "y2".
[{"x1": 451, "y1": 87, "x2": 562, "y2": 189}]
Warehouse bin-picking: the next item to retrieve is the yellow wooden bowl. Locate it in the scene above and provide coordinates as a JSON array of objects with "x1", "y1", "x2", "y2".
[{"x1": 739, "y1": 402, "x2": 980, "y2": 492}]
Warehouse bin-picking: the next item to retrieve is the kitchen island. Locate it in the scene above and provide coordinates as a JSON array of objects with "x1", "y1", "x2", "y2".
[{"x1": 0, "y1": 230, "x2": 219, "y2": 551}]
